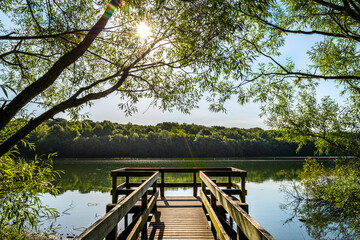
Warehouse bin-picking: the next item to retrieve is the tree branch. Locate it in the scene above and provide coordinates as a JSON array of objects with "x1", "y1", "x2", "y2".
[
  {"x1": 287, "y1": 118, "x2": 356, "y2": 157},
  {"x1": 0, "y1": 35, "x2": 158, "y2": 156},
  {"x1": 247, "y1": 39, "x2": 360, "y2": 81},
  {"x1": 26, "y1": 0, "x2": 43, "y2": 33},
  {"x1": 314, "y1": 0, "x2": 360, "y2": 23},
  {"x1": 254, "y1": 14, "x2": 360, "y2": 41},
  {"x1": 344, "y1": 79, "x2": 360, "y2": 94},
  {"x1": 348, "y1": 0, "x2": 360, "y2": 14},
  {"x1": 0, "y1": 30, "x2": 91, "y2": 40},
  {"x1": 128, "y1": 74, "x2": 160, "y2": 94},
  {"x1": 0, "y1": 50, "x2": 16, "y2": 59},
  {"x1": 0, "y1": 69, "x2": 129, "y2": 157},
  {"x1": 0, "y1": 0, "x2": 122, "y2": 134},
  {"x1": 58, "y1": 36, "x2": 118, "y2": 66}
]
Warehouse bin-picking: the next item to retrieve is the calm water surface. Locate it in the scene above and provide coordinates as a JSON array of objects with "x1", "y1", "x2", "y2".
[{"x1": 40, "y1": 158, "x2": 335, "y2": 239}]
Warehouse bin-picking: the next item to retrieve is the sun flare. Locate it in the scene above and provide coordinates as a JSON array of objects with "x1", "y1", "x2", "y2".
[{"x1": 137, "y1": 22, "x2": 152, "y2": 39}]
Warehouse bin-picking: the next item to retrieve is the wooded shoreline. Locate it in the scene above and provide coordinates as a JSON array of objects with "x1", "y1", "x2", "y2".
[{"x1": 19, "y1": 119, "x2": 316, "y2": 158}]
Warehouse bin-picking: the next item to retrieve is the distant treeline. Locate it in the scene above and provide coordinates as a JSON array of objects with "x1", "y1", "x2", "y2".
[{"x1": 19, "y1": 119, "x2": 316, "y2": 158}]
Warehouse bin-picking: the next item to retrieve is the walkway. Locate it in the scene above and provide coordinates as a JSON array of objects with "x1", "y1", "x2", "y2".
[{"x1": 146, "y1": 196, "x2": 214, "y2": 240}]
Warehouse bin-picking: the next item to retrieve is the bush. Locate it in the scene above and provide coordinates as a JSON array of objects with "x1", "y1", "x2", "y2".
[
  {"x1": 282, "y1": 158, "x2": 360, "y2": 238},
  {"x1": 299, "y1": 158, "x2": 360, "y2": 216},
  {"x1": 0, "y1": 154, "x2": 61, "y2": 237}
]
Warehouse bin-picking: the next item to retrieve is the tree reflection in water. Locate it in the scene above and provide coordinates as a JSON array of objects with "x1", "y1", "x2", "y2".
[
  {"x1": 53, "y1": 158, "x2": 306, "y2": 193},
  {"x1": 281, "y1": 181, "x2": 360, "y2": 240}
]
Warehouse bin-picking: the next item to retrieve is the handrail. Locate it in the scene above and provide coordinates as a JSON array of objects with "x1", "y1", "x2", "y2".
[
  {"x1": 76, "y1": 167, "x2": 275, "y2": 240},
  {"x1": 111, "y1": 167, "x2": 243, "y2": 173},
  {"x1": 127, "y1": 190, "x2": 158, "y2": 240},
  {"x1": 200, "y1": 189, "x2": 231, "y2": 240},
  {"x1": 76, "y1": 171, "x2": 159, "y2": 240},
  {"x1": 111, "y1": 167, "x2": 246, "y2": 198},
  {"x1": 200, "y1": 171, "x2": 276, "y2": 240}
]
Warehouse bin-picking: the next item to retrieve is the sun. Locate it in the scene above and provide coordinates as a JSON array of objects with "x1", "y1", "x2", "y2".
[{"x1": 137, "y1": 22, "x2": 152, "y2": 39}]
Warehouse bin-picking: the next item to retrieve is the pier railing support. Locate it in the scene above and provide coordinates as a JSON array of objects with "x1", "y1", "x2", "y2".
[
  {"x1": 200, "y1": 171, "x2": 275, "y2": 240},
  {"x1": 193, "y1": 171, "x2": 197, "y2": 197},
  {"x1": 160, "y1": 170, "x2": 165, "y2": 197},
  {"x1": 76, "y1": 167, "x2": 278, "y2": 240},
  {"x1": 141, "y1": 180, "x2": 148, "y2": 240},
  {"x1": 76, "y1": 171, "x2": 159, "y2": 240},
  {"x1": 210, "y1": 179, "x2": 217, "y2": 237}
]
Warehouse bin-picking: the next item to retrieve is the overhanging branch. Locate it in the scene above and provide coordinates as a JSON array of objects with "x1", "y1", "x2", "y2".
[
  {"x1": 0, "y1": 34, "x2": 158, "y2": 156},
  {"x1": 0, "y1": 69, "x2": 129, "y2": 157},
  {"x1": 0, "y1": 0, "x2": 122, "y2": 134},
  {"x1": 247, "y1": 39, "x2": 360, "y2": 81}
]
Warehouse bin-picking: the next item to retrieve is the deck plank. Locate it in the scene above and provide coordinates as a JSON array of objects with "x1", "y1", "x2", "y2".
[{"x1": 146, "y1": 196, "x2": 214, "y2": 240}]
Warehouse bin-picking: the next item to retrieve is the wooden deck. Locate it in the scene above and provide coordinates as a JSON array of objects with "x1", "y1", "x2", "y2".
[
  {"x1": 76, "y1": 168, "x2": 276, "y2": 240},
  {"x1": 146, "y1": 196, "x2": 214, "y2": 240}
]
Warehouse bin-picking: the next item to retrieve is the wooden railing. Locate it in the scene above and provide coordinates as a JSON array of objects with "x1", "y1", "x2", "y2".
[
  {"x1": 76, "y1": 167, "x2": 275, "y2": 240},
  {"x1": 76, "y1": 171, "x2": 159, "y2": 240},
  {"x1": 110, "y1": 167, "x2": 246, "y2": 199},
  {"x1": 200, "y1": 170, "x2": 276, "y2": 240}
]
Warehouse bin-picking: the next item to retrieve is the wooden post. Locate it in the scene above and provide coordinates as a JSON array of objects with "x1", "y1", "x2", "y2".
[
  {"x1": 237, "y1": 225, "x2": 247, "y2": 240},
  {"x1": 160, "y1": 170, "x2": 165, "y2": 197},
  {"x1": 240, "y1": 175, "x2": 246, "y2": 203},
  {"x1": 125, "y1": 175, "x2": 130, "y2": 228},
  {"x1": 141, "y1": 180, "x2": 148, "y2": 240},
  {"x1": 112, "y1": 174, "x2": 117, "y2": 204},
  {"x1": 201, "y1": 176, "x2": 206, "y2": 210},
  {"x1": 238, "y1": 175, "x2": 248, "y2": 239},
  {"x1": 124, "y1": 214, "x2": 128, "y2": 229},
  {"x1": 105, "y1": 204, "x2": 117, "y2": 240},
  {"x1": 201, "y1": 177, "x2": 206, "y2": 195},
  {"x1": 227, "y1": 175, "x2": 231, "y2": 190},
  {"x1": 110, "y1": 172, "x2": 119, "y2": 237},
  {"x1": 152, "y1": 181, "x2": 157, "y2": 212},
  {"x1": 193, "y1": 171, "x2": 197, "y2": 197},
  {"x1": 210, "y1": 180, "x2": 217, "y2": 238},
  {"x1": 126, "y1": 176, "x2": 130, "y2": 189}
]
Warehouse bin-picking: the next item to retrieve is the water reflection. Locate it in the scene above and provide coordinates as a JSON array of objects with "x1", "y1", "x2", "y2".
[
  {"x1": 281, "y1": 195, "x2": 360, "y2": 239},
  {"x1": 53, "y1": 158, "x2": 305, "y2": 193},
  {"x1": 280, "y1": 180, "x2": 360, "y2": 240}
]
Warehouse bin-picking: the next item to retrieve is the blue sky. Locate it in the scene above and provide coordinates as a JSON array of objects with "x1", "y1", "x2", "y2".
[
  {"x1": 0, "y1": 11, "x2": 344, "y2": 129},
  {"x1": 79, "y1": 96, "x2": 266, "y2": 128}
]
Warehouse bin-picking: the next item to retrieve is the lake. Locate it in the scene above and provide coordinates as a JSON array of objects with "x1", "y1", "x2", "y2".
[{"x1": 40, "y1": 158, "x2": 344, "y2": 239}]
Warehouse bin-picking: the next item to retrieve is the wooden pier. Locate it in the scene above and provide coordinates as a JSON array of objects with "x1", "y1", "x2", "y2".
[
  {"x1": 147, "y1": 196, "x2": 213, "y2": 240},
  {"x1": 76, "y1": 168, "x2": 276, "y2": 240}
]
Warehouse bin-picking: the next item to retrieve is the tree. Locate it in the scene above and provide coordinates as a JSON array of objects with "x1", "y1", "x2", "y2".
[
  {"x1": 228, "y1": 0, "x2": 360, "y2": 158},
  {"x1": 281, "y1": 159, "x2": 360, "y2": 238},
  {"x1": 0, "y1": 0, "x2": 251, "y2": 156},
  {"x1": 0, "y1": 155, "x2": 61, "y2": 238},
  {"x1": 0, "y1": 1, "x2": 254, "y2": 236},
  {"x1": 234, "y1": 1, "x2": 360, "y2": 233}
]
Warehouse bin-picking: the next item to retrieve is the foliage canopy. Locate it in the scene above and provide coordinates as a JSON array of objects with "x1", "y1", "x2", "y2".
[
  {"x1": 231, "y1": 0, "x2": 360, "y2": 157},
  {"x1": 0, "y1": 0, "x2": 359, "y2": 157},
  {"x1": 0, "y1": 0, "x2": 255, "y2": 155},
  {"x1": 248, "y1": 2, "x2": 360, "y2": 235}
]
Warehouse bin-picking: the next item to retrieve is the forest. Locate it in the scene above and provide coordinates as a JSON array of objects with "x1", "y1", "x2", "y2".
[{"x1": 19, "y1": 119, "x2": 316, "y2": 158}]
